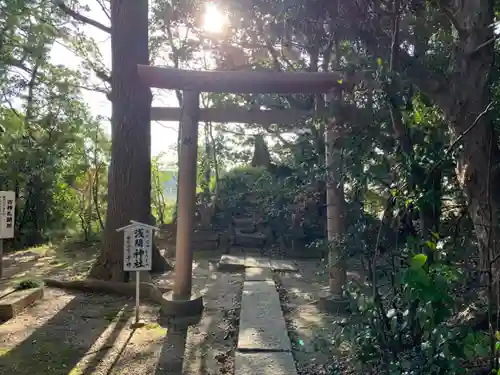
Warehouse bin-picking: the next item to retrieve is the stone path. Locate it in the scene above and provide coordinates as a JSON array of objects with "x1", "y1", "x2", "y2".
[
  {"x1": 218, "y1": 254, "x2": 298, "y2": 272},
  {"x1": 233, "y1": 257, "x2": 298, "y2": 375}
]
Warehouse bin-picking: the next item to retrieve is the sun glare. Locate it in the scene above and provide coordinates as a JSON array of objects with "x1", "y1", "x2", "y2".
[{"x1": 202, "y1": 2, "x2": 227, "y2": 34}]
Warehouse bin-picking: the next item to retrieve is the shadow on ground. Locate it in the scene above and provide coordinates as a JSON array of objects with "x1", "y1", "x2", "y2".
[
  {"x1": 274, "y1": 260, "x2": 360, "y2": 375},
  {"x1": 155, "y1": 321, "x2": 191, "y2": 374},
  {"x1": 0, "y1": 291, "x2": 132, "y2": 375},
  {"x1": 152, "y1": 266, "x2": 244, "y2": 375},
  {"x1": 0, "y1": 254, "x2": 244, "y2": 375}
]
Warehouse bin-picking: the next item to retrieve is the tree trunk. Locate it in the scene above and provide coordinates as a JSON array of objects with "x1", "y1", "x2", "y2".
[
  {"x1": 420, "y1": 167, "x2": 442, "y2": 238},
  {"x1": 90, "y1": 0, "x2": 169, "y2": 281},
  {"x1": 444, "y1": 1, "x2": 500, "y2": 273},
  {"x1": 324, "y1": 92, "x2": 347, "y2": 297}
]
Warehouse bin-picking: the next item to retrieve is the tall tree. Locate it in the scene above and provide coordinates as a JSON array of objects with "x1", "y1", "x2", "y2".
[
  {"x1": 88, "y1": 0, "x2": 169, "y2": 280},
  {"x1": 55, "y1": 0, "x2": 171, "y2": 279}
]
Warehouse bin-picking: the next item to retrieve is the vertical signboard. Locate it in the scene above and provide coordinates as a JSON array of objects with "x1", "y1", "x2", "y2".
[{"x1": 0, "y1": 191, "x2": 15, "y2": 239}]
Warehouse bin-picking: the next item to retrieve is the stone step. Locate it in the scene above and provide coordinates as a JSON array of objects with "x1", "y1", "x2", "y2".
[
  {"x1": 237, "y1": 280, "x2": 291, "y2": 351},
  {"x1": 235, "y1": 352, "x2": 298, "y2": 375},
  {"x1": 232, "y1": 217, "x2": 256, "y2": 231},
  {"x1": 234, "y1": 229, "x2": 267, "y2": 248},
  {"x1": 192, "y1": 230, "x2": 220, "y2": 251}
]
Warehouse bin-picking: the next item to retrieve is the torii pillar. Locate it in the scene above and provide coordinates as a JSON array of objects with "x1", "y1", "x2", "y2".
[{"x1": 174, "y1": 90, "x2": 199, "y2": 299}]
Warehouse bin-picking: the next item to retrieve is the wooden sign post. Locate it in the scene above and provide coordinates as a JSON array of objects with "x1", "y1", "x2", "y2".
[
  {"x1": 0, "y1": 191, "x2": 15, "y2": 279},
  {"x1": 117, "y1": 220, "x2": 159, "y2": 327}
]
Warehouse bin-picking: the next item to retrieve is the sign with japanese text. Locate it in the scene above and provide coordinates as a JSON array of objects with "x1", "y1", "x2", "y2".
[
  {"x1": 0, "y1": 191, "x2": 15, "y2": 239},
  {"x1": 117, "y1": 221, "x2": 155, "y2": 272}
]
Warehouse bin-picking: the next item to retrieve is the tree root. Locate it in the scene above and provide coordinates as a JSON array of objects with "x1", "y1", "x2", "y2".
[{"x1": 43, "y1": 278, "x2": 171, "y2": 305}]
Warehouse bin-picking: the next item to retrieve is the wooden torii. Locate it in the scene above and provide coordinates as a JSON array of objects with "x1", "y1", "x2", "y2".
[{"x1": 137, "y1": 65, "x2": 347, "y2": 314}]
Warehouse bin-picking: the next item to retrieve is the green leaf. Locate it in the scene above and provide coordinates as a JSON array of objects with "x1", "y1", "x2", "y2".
[
  {"x1": 377, "y1": 57, "x2": 383, "y2": 66},
  {"x1": 414, "y1": 110, "x2": 422, "y2": 123},
  {"x1": 411, "y1": 254, "x2": 428, "y2": 269},
  {"x1": 496, "y1": 341, "x2": 500, "y2": 352},
  {"x1": 476, "y1": 342, "x2": 489, "y2": 357},
  {"x1": 337, "y1": 79, "x2": 343, "y2": 84},
  {"x1": 424, "y1": 240, "x2": 437, "y2": 250}
]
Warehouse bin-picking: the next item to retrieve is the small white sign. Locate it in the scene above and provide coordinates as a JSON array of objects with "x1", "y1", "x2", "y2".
[
  {"x1": 0, "y1": 191, "x2": 15, "y2": 239},
  {"x1": 117, "y1": 221, "x2": 158, "y2": 272}
]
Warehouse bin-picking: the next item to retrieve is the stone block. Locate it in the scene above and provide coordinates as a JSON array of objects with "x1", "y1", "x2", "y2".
[
  {"x1": 0, "y1": 287, "x2": 44, "y2": 321},
  {"x1": 270, "y1": 260, "x2": 298, "y2": 272},
  {"x1": 218, "y1": 255, "x2": 246, "y2": 271},
  {"x1": 244, "y1": 256, "x2": 271, "y2": 268},
  {"x1": 237, "y1": 281, "x2": 291, "y2": 351},
  {"x1": 234, "y1": 229, "x2": 267, "y2": 248},
  {"x1": 159, "y1": 291, "x2": 204, "y2": 317},
  {"x1": 245, "y1": 267, "x2": 273, "y2": 281},
  {"x1": 235, "y1": 352, "x2": 298, "y2": 375},
  {"x1": 233, "y1": 217, "x2": 255, "y2": 230}
]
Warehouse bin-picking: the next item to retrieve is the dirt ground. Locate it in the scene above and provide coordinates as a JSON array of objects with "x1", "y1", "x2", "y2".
[
  {"x1": 0, "y1": 242, "x2": 347, "y2": 375},
  {"x1": 0, "y1": 243, "x2": 244, "y2": 375},
  {"x1": 275, "y1": 260, "x2": 350, "y2": 375}
]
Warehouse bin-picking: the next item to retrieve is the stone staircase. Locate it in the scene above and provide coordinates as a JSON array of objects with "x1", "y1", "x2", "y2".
[{"x1": 231, "y1": 216, "x2": 269, "y2": 249}]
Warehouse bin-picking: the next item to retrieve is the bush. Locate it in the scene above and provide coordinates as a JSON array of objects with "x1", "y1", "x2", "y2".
[
  {"x1": 336, "y1": 233, "x2": 488, "y2": 375},
  {"x1": 216, "y1": 166, "x2": 274, "y2": 217}
]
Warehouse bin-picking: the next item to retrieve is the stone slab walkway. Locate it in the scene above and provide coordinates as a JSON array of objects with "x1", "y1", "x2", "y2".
[
  {"x1": 237, "y1": 281, "x2": 291, "y2": 351},
  {"x1": 234, "y1": 264, "x2": 298, "y2": 375},
  {"x1": 219, "y1": 255, "x2": 298, "y2": 272},
  {"x1": 244, "y1": 267, "x2": 272, "y2": 281},
  {"x1": 235, "y1": 352, "x2": 297, "y2": 375}
]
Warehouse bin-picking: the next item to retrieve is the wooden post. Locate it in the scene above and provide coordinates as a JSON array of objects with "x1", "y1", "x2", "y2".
[
  {"x1": 323, "y1": 89, "x2": 347, "y2": 298},
  {"x1": 173, "y1": 91, "x2": 200, "y2": 299}
]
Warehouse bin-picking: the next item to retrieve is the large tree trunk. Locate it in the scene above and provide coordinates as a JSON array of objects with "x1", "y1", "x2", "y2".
[
  {"x1": 90, "y1": 0, "x2": 169, "y2": 281},
  {"x1": 444, "y1": 0, "x2": 500, "y2": 273}
]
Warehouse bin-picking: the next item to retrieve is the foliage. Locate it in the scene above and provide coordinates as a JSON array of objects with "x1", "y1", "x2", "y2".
[
  {"x1": 0, "y1": 0, "x2": 110, "y2": 246},
  {"x1": 15, "y1": 279, "x2": 43, "y2": 290},
  {"x1": 336, "y1": 229, "x2": 490, "y2": 374}
]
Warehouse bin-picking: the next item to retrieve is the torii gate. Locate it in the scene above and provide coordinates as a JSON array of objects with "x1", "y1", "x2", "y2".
[{"x1": 137, "y1": 65, "x2": 347, "y2": 314}]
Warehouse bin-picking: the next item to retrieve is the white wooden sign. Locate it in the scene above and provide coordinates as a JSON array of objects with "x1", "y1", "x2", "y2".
[
  {"x1": 117, "y1": 220, "x2": 158, "y2": 272},
  {"x1": 0, "y1": 191, "x2": 15, "y2": 239}
]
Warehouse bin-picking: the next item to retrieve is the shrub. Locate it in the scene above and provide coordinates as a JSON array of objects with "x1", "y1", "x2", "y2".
[{"x1": 336, "y1": 233, "x2": 486, "y2": 375}]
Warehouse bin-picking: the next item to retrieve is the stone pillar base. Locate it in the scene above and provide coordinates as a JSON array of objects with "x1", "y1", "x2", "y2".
[
  {"x1": 159, "y1": 291, "x2": 204, "y2": 317},
  {"x1": 317, "y1": 293, "x2": 350, "y2": 314}
]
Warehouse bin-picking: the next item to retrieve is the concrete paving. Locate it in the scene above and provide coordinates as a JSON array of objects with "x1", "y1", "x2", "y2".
[
  {"x1": 237, "y1": 280, "x2": 291, "y2": 351},
  {"x1": 235, "y1": 351, "x2": 298, "y2": 375}
]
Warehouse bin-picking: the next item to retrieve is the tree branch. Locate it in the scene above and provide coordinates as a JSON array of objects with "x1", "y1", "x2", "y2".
[
  {"x1": 429, "y1": 101, "x2": 494, "y2": 175},
  {"x1": 387, "y1": 0, "x2": 412, "y2": 156},
  {"x1": 349, "y1": 0, "x2": 448, "y2": 108},
  {"x1": 54, "y1": 0, "x2": 111, "y2": 34},
  {"x1": 95, "y1": 0, "x2": 111, "y2": 21}
]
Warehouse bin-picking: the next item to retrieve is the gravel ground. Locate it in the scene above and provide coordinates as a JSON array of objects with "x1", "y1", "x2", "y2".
[{"x1": 0, "y1": 254, "x2": 244, "y2": 375}]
